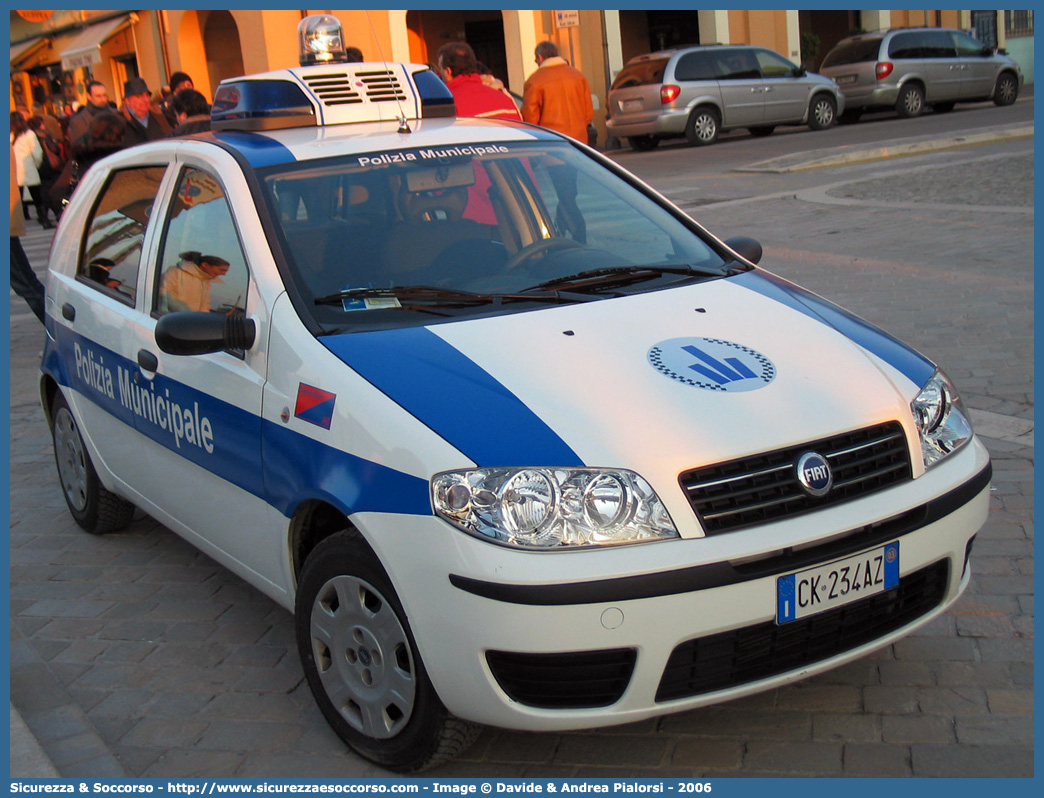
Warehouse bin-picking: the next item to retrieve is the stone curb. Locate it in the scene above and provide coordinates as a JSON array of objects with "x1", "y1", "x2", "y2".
[{"x1": 741, "y1": 124, "x2": 1034, "y2": 173}]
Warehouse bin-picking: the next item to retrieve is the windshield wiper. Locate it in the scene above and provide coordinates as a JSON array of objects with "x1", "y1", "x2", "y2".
[
  {"x1": 525, "y1": 264, "x2": 716, "y2": 293},
  {"x1": 313, "y1": 284, "x2": 595, "y2": 308}
]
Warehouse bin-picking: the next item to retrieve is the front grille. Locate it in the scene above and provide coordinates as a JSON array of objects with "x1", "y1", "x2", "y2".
[
  {"x1": 301, "y1": 69, "x2": 406, "y2": 106},
  {"x1": 656, "y1": 559, "x2": 949, "y2": 702},
  {"x1": 486, "y1": 648, "x2": 636, "y2": 709},
  {"x1": 681, "y1": 421, "x2": 912, "y2": 534}
]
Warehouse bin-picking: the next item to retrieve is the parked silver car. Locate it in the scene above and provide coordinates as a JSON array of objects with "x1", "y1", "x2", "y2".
[
  {"x1": 606, "y1": 44, "x2": 845, "y2": 150},
  {"x1": 819, "y1": 27, "x2": 1023, "y2": 121}
]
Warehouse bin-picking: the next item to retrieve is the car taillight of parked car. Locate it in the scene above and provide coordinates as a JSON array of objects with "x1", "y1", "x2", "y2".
[
  {"x1": 661, "y1": 84, "x2": 681, "y2": 104},
  {"x1": 876, "y1": 61, "x2": 894, "y2": 80}
]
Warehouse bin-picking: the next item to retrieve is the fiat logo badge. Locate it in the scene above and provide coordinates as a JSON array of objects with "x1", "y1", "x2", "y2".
[{"x1": 796, "y1": 452, "x2": 833, "y2": 497}]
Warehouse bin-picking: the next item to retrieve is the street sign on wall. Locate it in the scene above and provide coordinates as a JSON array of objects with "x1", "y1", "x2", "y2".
[{"x1": 555, "y1": 10, "x2": 580, "y2": 29}]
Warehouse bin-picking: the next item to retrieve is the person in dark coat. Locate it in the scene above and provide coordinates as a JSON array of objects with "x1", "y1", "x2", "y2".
[
  {"x1": 161, "y1": 71, "x2": 195, "y2": 126},
  {"x1": 121, "y1": 77, "x2": 172, "y2": 147},
  {"x1": 168, "y1": 89, "x2": 212, "y2": 137},
  {"x1": 66, "y1": 81, "x2": 113, "y2": 147}
]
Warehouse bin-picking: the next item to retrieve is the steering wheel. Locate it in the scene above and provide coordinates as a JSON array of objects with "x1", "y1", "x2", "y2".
[{"x1": 503, "y1": 237, "x2": 583, "y2": 271}]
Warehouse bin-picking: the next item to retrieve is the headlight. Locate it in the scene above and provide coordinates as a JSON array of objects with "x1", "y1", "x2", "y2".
[
  {"x1": 431, "y1": 467, "x2": 678, "y2": 549},
  {"x1": 911, "y1": 370, "x2": 973, "y2": 468}
]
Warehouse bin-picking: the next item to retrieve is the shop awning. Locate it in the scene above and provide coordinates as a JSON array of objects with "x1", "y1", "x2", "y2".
[
  {"x1": 10, "y1": 37, "x2": 47, "y2": 68},
  {"x1": 60, "y1": 15, "x2": 132, "y2": 71}
]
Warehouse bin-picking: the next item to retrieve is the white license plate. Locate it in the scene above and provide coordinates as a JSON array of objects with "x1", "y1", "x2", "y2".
[
  {"x1": 621, "y1": 98, "x2": 643, "y2": 112},
  {"x1": 776, "y1": 542, "x2": 899, "y2": 624}
]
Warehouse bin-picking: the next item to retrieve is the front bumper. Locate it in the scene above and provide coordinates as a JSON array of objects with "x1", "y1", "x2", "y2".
[{"x1": 356, "y1": 439, "x2": 990, "y2": 731}]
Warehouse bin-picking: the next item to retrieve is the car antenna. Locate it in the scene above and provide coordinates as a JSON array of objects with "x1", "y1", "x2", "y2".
[{"x1": 365, "y1": 10, "x2": 412, "y2": 134}]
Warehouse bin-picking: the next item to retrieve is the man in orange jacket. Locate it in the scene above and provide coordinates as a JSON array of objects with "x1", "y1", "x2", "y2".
[
  {"x1": 521, "y1": 41, "x2": 593, "y2": 142},
  {"x1": 521, "y1": 41, "x2": 593, "y2": 242}
]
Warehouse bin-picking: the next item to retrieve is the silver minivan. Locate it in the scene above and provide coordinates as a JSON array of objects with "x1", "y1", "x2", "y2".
[
  {"x1": 606, "y1": 44, "x2": 845, "y2": 150},
  {"x1": 819, "y1": 27, "x2": 1023, "y2": 121}
]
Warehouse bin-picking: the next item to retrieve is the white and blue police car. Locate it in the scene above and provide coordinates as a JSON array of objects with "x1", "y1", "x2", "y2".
[{"x1": 41, "y1": 16, "x2": 991, "y2": 772}]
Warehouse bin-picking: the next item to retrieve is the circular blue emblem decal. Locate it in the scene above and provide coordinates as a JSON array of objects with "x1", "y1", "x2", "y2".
[
  {"x1": 648, "y1": 337, "x2": 776, "y2": 393},
  {"x1": 796, "y1": 452, "x2": 833, "y2": 497}
]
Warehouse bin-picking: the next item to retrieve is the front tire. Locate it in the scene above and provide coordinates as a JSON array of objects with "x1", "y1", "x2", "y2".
[
  {"x1": 896, "y1": 83, "x2": 925, "y2": 118},
  {"x1": 808, "y1": 94, "x2": 837, "y2": 130},
  {"x1": 51, "y1": 393, "x2": 135, "y2": 534},
  {"x1": 993, "y1": 72, "x2": 1018, "y2": 106},
  {"x1": 295, "y1": 531, "x2": 480, "y2": 772},
  {"x1": 685, "y1": 107, "x2": 720, "y2": 146}
]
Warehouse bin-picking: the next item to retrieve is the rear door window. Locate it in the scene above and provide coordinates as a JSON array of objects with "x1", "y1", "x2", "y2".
[
  {"x1": 920, "y1": 30, "x2": 957, "y2": 58},
  {"x1": 714, "y1": 49, "x2": 761, "y2": 80},
  {"x1": 889, "y1": 32, "x2": 927, "y2": 59},
  {"x1": 673, "y1": 51, "x2": 717, "y2": 81},
  {"x1": 78, "y1": 166, "x2": 168, "y2": 304}
]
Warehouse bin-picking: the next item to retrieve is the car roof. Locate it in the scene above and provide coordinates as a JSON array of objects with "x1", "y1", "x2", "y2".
[
  {"x1": 143, "y1": 116, "x2": 565, "y2": 173},
  {"x1": 623, "y1": 43, "x2": 734, "y2": 64}
]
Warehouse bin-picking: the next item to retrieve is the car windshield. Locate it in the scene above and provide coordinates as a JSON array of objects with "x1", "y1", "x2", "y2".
[{"x1": 260, "y1": 140, "x2": 733, "y2": 331}]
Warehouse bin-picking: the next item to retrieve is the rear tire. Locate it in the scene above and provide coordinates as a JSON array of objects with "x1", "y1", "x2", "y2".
[
  {"x1": 993, "y1": 72, "x2": 1018, "y2": 106},
  {"x1": 896, "y1": 83, "x2": 925, "y2": 118},
  {"x1": 628, "y1": 135, "x2": 659, "y2": 152},
  {"x1": 51, "y1": 393, "x2": 135, "y2": 534},
  {"x1": 685, "y1": 107, "x2": 720, "y2": 146},
  {"x1": 296, "y1": 530, "x2": 480, "y2": 772}
]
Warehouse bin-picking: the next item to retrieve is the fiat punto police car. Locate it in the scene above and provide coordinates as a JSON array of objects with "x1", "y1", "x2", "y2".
[{"x1": 42, "y1": 17, "x2": 990, "y2": 772}]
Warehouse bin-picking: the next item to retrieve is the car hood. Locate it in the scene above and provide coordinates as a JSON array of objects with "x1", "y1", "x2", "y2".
[{"x1": 322, "y1": 269, "x2": 935, "y2": 480}]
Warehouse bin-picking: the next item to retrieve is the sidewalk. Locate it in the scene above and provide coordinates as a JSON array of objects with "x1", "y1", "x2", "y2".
[{"x1": 10, "y1": 703, "x2": 60, "y2": 778}]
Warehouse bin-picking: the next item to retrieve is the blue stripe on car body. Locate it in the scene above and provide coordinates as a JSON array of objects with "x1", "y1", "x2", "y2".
[
  {"x1": 211, "y1": 130, "x2": 298, "y2": 168},
  {"x1": 322, "y1": 326, "x2": 585, "y2": 468},
  {"x1": 42, "y1": 328, "x2": 431, "y2": 519},
  {"x1": 732, "y1": 269, "x2": 936, "y2": 388}
]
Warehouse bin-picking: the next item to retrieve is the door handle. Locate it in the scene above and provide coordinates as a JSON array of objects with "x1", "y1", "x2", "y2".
[
  {"x1": 61, "y1": 303, "x2": 75, "y2": 321},
  {"x1": 137, "y1": 349, "x2": 159, "y2": 372}
]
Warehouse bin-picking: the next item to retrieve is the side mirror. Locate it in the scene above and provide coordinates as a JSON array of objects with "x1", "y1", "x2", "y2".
[
  {"x1": 795, "y1": 65, "x2": 808, "y2": 77},
  {"x1": 724, "y1": 236, "x2": 763, "y2": 265},
  {"x1": 155, "y1": 311, "x2": 256, "y2": 355}
]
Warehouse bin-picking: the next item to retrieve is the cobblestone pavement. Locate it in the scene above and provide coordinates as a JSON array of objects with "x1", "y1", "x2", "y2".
[{"x1": 9, "y1": 137, "x2": 1033, "y2": 778}]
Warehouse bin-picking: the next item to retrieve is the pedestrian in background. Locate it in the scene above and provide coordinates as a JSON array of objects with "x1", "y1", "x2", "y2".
[
  {"x1": 66, "y1": 80, "x2": 113, "y2": 147},
  {"x1": 26, "y1": 116, "x2": 62, "y2": 228},
  {"x1": 9, "y1": 144, "x2": 46, "y2": 323},
  {"x1": 521, "y1": 41, "x2": 593, "y2": 143},
  {"x1": 121, "y1": 77, "x2": 172, "y2": 147},
  {"x1": 161, "y1": 71, "x2": 195, "y2": 126},
  {"x1": 10, "y1": 111, "x2": 49, "y2": 228},
  {"x1": 168, "y1": 89, "x2": 212, "y2": 136},
  {"x1": 32, "y1": 102, "x2": 64, "y2": 142},
  {"x1": 53, "y1": 112, "x2": 126, "y2": 210},
  {"x1": 437, "y1": 41, "x2": 521, "y2": 121},
  {"x1": 521, "y1": 41, "x2": 593, "y2": 242}
]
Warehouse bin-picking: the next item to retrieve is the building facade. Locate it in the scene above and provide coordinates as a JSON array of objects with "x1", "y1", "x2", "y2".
[{"x1": 9, "y1": 9, "x2": 1034, "y2": 144}]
